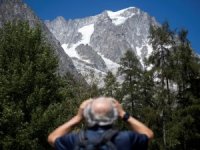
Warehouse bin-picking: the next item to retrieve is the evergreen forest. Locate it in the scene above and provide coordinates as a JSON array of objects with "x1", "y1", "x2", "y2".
[{"x1": 0, "y1": 21, "x2": 199, "y2": 150}]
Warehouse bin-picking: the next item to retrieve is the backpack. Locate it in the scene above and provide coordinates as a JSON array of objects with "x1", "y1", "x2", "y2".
[{"x1": 74, "y1": 129, "x2": 119, "y2": 150}]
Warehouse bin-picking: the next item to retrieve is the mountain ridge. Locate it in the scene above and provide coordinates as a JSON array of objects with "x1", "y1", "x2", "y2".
[{"x1": 45, "y1": 7, "x2": 158, "y2": 85}]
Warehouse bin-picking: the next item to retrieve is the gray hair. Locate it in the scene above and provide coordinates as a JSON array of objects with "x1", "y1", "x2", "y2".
[{"x1": 83, "y1": 97, "x2": 118, "y2": 127}]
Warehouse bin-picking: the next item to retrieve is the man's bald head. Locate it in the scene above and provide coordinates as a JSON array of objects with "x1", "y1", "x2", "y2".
[
  {"x1": 83, "y1": 97, "x2": 118, "y2": 127},
  {"x1": 91, "y1": 97, "x2": 113, "y2": 116}
]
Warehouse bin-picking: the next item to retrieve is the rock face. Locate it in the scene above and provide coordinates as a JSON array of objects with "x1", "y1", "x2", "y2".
[
  {"x1": 0, "y1": 0, "x2": 83, "y2": 80},
  {"x1": 45, "y1": 7, "x2": 159, "y2": 84}
]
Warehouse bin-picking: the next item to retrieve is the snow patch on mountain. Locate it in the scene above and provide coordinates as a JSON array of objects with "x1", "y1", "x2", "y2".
[
  {"x1": 98, "y1": 52, "x2": 120, "y2": 74},
  {"x1": 107, "y1": 7, "x2": 136, "y2": 25},
  {"x1": 136, "y1": 46, "x2": 143, "y2": 58},
  {"x1": 146, "y1": 43, "x2": 153, "y2": 57},
  {"x1": 62, "y1": 24, "x2": 94, "y2": 63},
  {"x1": 78, "y1": 24, "x2": 94, "y2": 45},
  {"x1": 62, "y1": 43, "x2": 80, "y2": 59}
]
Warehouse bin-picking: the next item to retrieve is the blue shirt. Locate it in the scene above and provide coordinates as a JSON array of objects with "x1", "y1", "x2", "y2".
[{"x1": 55, "y1": 127, "x2": 148, "y2": 150}]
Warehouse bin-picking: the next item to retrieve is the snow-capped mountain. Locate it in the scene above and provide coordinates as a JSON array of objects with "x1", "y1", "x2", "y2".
[{"x1": 45, "y1": 7, "x2": 158, "y2": 84}]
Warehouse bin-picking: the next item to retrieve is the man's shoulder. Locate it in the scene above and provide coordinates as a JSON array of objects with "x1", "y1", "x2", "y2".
[
  {"x1": 115, "y1": 131, "x2": 148, "y2": 150},
  {"x1": 117, "y1": 130, "x2": 148, "y2": 140},
  {"x1": 55, "y1": 132, "x2": 78, "y2": 149}
]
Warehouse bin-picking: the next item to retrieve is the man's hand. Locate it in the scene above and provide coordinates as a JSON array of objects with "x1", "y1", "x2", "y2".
[
  {"x1": 113, "y1": 100, "x2": 125, "y2": 119},
  {"x1": 77, "y1": 99, "x2": 93, "y2": 121}
]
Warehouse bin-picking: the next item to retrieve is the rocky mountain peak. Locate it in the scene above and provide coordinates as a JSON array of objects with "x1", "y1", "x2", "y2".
[
  {"x1": 45, "y1": 7, "x2": 159, "y2": 85},
  {"x1": 104, "y1": 7, "x2": 139, "y2": 26}
]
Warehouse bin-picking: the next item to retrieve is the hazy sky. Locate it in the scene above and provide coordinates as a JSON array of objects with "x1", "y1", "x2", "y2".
[{"x1": 24, "y1": 0, "x2": 200, "y2": 54}]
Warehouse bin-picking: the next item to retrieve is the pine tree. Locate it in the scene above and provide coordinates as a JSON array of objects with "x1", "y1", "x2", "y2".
[
  {"x1": 172, "y1": 29, "x2": 199, "y2": 105},
  {"x1": 118, "y1": 50, "x2": 142, "y2": 116},
  {"x1": 102, "y1": 71, "x2": 119, "y2": 98},
  {"x1": 148, "y1": 22, "x2": 175, "y2": 149},
  {"x1": 167, "y1": 29, "x2": 200, "y2": 150},
  {"x1": 0, "y1": 21, "x2": 62, "y2": 149}
]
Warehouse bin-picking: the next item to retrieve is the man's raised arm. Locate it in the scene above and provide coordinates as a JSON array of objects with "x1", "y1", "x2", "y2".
[
  {"x1": 114, "y1": 100, "x2": 154, "y2": 140},
  {"x1": 47, "y1": 99, "x2": 92, "y2": 147}
]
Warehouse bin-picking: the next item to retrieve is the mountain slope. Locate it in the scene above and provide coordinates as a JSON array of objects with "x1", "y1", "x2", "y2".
[
  {"x1": 0, "y1": 0, "x2": 83, "y2": 80},
  {"x1": 45, "y1": 7, "x2": 158, "y2": 84}
]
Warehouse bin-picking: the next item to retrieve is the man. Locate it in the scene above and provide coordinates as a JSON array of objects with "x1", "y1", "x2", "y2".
[{"x1": 48, "y1": 97, "x2": 154, "y2": 150}]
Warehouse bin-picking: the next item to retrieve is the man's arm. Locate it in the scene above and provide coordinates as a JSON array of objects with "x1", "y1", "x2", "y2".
[
  {"x1": 47, "y1": 115, "x2": 81, "y2": 147},
  {"x1": 47, "y1": 99, "x2": 92, "y2": 147},
  {"x1": 126, "y1": 115, "x2": 154, "y2": 140},
  {"x1": 114, "y1": 100, "x2": 154, "y2": 140}
]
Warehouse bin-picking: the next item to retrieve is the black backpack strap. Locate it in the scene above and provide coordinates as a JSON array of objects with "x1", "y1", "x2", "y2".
[
  {"x1": 100, "y1": 129, "x2": 118, "y2": 150},
  {"x1": 101, "y1": 129, "x2": 118, "y2": 142},
  {"x1": 74, "y1": 129, "x2": 118, "y2": 150}
]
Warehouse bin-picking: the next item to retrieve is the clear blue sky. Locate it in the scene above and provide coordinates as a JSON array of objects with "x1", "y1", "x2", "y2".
[{"x1": 24, "y1": 0, "x2": 200, "y2": 54}]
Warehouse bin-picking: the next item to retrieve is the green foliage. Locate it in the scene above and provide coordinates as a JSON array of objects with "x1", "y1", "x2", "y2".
[
  {"x1": 102, "y1": 71, "x2": 119, "y2": 98},
  {"x1": 117, "y1": 50, "x2": 143, "y2": 115},
  {"x1": 0, "y1": 21, "x2": 62, "y2": 149},
  {"x1": 0, "y1": 21, "x2": 90, "y2": 149},
  {"x1": 101, "y1": 22, "x2": 200, "y2": 150},
  {"x1": 148, "y1": 22, "x2": 200, "y2": 150},
  {"x1": 149, "y1": 22, "x2": 175, "y2": 86},
  {"x1": 1, "y1": 19, "x2": 199, "y2": 150}
]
